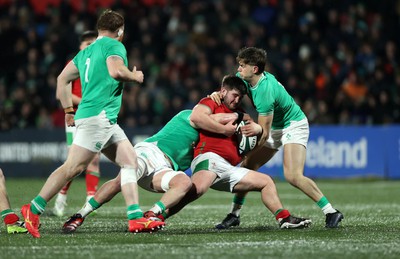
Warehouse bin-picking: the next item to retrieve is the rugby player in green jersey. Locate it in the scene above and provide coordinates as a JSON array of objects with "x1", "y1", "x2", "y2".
[
  {"x1": 165, "y1": 75, "x2": 311, "y2": 229},
  {"x1": 212, "y1": 47, "x2": 343, "y2": 229},
  {"x1": 63, "y1": 76, "x2": 311, "y2": 232},
  {"x1": 20, "y1": 10, "x2": 164, "y2": 238},
  {"x1": 61, "y1": 109, "x2": 236, "y2": 232}
]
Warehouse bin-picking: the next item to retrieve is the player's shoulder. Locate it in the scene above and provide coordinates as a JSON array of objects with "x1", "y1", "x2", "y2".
[
  {"x1": 96, "y1": 36, "x2": 123, "y2": 48},
  {"x1": 178, "y1": 109, "x2": 192, "y2": 115},
  {"x1": 198, "y1": 97, "x2": 214, "y2": 105},
  {"x1": 262, "y1": 72, "x2": 278, "y2": 84}
]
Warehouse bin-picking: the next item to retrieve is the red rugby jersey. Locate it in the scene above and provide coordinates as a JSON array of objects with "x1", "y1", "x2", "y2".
[{"x1": 194, "y1": 97, "x2": 241, "y2": 166}]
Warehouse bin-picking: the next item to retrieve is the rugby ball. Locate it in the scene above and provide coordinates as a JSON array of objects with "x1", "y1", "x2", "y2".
[{"x1": 236, "y1": 121, "x2": 257, "y2": 155}]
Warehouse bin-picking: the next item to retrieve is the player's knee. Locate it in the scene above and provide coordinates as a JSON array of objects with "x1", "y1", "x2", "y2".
[
  {"x1": 284, "y1": 172, "x2": 303, "y2": 187},
  {"x1": 161, "y1": 171, "x2": 189, "y2": 192},
  {"x1": 63, "y1": 162, "x2": 86, "y2": 179},
  {"x1": 120, "y1": 166, "x2": 139, "y2": 186},
  {"x1": 169, "y1": 173, "x2": 192, "y2": 193}
]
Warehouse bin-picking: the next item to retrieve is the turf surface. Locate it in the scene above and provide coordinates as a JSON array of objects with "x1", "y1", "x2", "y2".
[{"x1": 1, "y1": 178, "x2": 399, "y2": 258}]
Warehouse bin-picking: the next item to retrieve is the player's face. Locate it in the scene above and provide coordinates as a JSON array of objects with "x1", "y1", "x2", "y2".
[
  {"x1": 79, "y1": 38, "x2": 96, "y2": 50},
  {"x1": 237, "y1": 61, "x2": 256, "y2": 82},
  {"x1": 222, "y1": 88, "x2": 243, "y2": 110}
]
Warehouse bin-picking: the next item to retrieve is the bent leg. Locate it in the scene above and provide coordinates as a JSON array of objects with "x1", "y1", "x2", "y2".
[
  {"x1": 39, "y1": 144, "x2": 96, "y2": 201},
  {"x1": 168, "y1": 170, "x2": 216, "y2": 218},
  {"x1": 234, "y1": 170, "x2": 283, "y2": 215},
  {"x1": 75, "y1": 174, "x2": 122, "y2": 218},
  {"x1": 94, "y1": 174, "x2": 122, "y2": 204},
  {"x1": 283, "y1": 143, "x2": 323, "y2": 202},
  {"x1": 103, "y1": 139, "x2": 139, "y2": 206},
  {"x1": 151, "y1": 171, "x2": 192, "y2": 210},
  {"x1": 228, "y1": 146, "x2": 277, "y2": 215}
]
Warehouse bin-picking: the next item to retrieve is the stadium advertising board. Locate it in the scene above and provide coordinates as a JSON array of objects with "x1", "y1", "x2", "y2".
[
  {"x1": 259, "y1": 126, "x2": 400, "y2": 179},
  {"x1": 0, "y1": 126, "x2": 399, "y2": 179}
]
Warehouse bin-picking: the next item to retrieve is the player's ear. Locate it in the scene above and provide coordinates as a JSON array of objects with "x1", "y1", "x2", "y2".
[
  {"x1": 115, "y1": 28, "x2": 124, "y2": 39},
  {"x1": 117, "y1": 28, "x2": 123, "y2": 37},
  {"x1": 220, "y1": 87, "x2": 227, "y2": 97},
  {"x1": 253, "y1": 65, "x2": 259, "y2": 74}
]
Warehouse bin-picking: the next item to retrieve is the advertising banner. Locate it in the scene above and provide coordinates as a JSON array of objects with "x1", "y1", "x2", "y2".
[
  {"x1": 0, "y1": 126, "x2": 399, "y2": 179},
  {"x1": 260, "y1": 126, "x2": 386, "y2": 179}
]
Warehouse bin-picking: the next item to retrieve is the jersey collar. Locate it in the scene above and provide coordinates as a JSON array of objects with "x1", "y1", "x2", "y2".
[{"x1": 250, "y1": 72, "x2": 266, "y2": 90}]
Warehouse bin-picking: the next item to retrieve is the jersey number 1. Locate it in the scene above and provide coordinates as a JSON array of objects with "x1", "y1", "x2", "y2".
[{"x1": 84, "y1": 58, "x2": 90, "y2": 83}]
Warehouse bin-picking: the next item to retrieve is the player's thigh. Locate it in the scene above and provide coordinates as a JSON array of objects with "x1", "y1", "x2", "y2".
[
  {"x1": 233, "y1": 170, "x2": 272, "y2": 192},
  {"x1": 66, "y1": 144, "x2": 97, "y2": 173},
  {"x1": 113, "y1": 139, "x2": 137, "y2": 167},
  {"x1": 283, "y1": 143, "x2": 306, "y2": 179},
  {"x1": 101, "y1": 124, "x2": 134, "y2": 166},
  {"x1": 191, "y1": 170, "x2": 216, "y2": 195}
]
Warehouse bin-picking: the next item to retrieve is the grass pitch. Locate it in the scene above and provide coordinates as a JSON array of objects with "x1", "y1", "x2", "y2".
[{"x1": 0, "y1": 178, "x2": 399, "y2": 259}]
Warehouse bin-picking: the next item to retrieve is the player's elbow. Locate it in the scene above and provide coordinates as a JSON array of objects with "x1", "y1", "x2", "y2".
[
  {"x1": 108, "y1": 69, "x2": 122, "y2": 80},
  {"x1": 190, "y1": 112, "x2": 202, "y2": 126},
  {"x1": 108, "y1": 64, "x2": 127, "y2": 81}
]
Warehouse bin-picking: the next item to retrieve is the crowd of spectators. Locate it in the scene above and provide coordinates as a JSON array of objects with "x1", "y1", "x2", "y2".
[{"x1": 0, "y1": 0, "x2": 399, "y2": 132}]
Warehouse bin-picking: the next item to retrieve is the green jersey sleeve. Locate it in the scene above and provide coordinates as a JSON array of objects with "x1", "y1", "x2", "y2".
[{"x1": 236, "y1": 72, "x2": 305, "y2": 129}]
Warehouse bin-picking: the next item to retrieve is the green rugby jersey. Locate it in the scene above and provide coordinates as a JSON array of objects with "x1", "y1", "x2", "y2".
[
  {"x1": 73, "y1": 36, "x2": 128, "y2": 124},
  {"x1": 237, "y1": 71, "x2": 305, "y2": 130},
  {"x1": 145, "y1": 110, "x2": 199, "y2": 171}
]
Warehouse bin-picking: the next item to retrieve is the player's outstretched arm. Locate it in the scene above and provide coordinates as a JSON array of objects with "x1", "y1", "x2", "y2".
[{"x1": 106, "y1": 56, "x2": 144, "y2": 83}]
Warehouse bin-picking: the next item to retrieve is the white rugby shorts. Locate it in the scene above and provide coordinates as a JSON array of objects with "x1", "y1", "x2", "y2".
[
  {"x1": 190, "y1": 152, "x2": 250, "y2": 192},
  {"x1": 264, "y1": 118, "x2": 309, "y2": 150},
  {"x1": 135, "y1": 142, "x2": 183, "y2": 193},
  {"x1": 74, "y1": 110, "x2": 127, "y2": 152}
]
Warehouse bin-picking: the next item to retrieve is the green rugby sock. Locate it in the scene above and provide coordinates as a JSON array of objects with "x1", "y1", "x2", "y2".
[
  {"x1": 88, "y1": 197, "x2": 101, "y2": 210},
  {"x1": 127, "y1": 204, "x2": 143, "y2": 220},
  {"x1": 31, "y1": 195, "x2": 47, "y2": 215},
  {"x1": 317, "y1": 196, "x2": 336, "y2": 214},
  {"x1": 151, "y1": 201, "x2": 166, "y2": 215},
  {"x1": 231, "y1": 195, "x2": 245, "y2": 216}
]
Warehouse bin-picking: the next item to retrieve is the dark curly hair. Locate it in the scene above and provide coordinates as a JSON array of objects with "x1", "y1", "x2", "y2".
[
  {"x1": 96, "y1": 10, "x2": 124, "y2": 33},
  {"x1": 236, "y1": 47, "x2": 267, "y2": 75}
]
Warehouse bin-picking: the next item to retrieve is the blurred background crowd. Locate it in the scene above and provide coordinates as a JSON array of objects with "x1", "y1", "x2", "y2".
[{"x1": 0, "y1": 0, "x2": 399, "y2": 131}]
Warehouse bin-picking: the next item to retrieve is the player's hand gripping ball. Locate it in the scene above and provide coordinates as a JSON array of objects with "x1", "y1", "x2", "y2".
[{"x1": 236, "y1": 121, "x2": 257, "y2": 155}]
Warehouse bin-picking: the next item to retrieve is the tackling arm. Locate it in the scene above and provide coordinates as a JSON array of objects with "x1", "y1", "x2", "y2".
[
  {"x1": 190, "y1": 104, "x2": 237, "y2": 136},
  {"x1": 256, "y1": 114, "x2": 273, "y2": 147}
]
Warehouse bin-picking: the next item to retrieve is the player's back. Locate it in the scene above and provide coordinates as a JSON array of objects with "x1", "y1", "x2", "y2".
[
  {"x1": 145, "y1": 110, "x2": 199, "y2": 171},
  {"x1": 73, "y1": 37, "x2": 127, "y2": 123}
]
